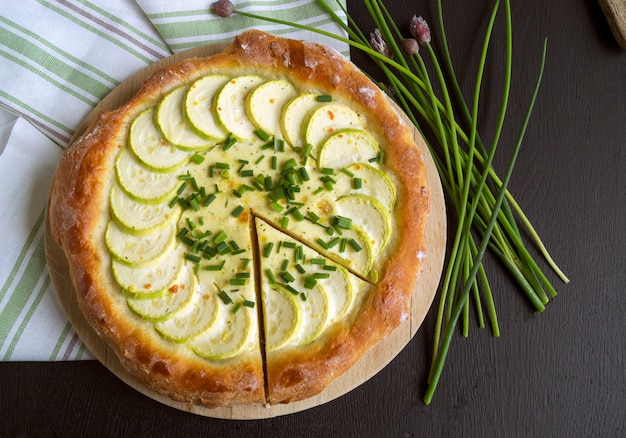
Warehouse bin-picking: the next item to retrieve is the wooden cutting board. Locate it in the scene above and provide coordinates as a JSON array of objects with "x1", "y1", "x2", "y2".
[{"x1": 44, "y1": 43, "x2": 446, "y2": 419}]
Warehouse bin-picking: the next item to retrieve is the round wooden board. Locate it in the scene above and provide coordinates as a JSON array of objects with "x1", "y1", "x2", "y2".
[{"x1": 44, "y1": 42, "x2": 446, "y2": 419}]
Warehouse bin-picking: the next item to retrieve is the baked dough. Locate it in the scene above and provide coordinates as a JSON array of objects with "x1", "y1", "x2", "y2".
[{"x1": 48, "y1": 30, "x2": 430, "y2": 407}]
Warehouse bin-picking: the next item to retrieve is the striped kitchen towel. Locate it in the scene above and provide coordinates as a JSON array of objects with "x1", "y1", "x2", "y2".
[
  {"x1": 0, "y1": 0, "x2": 347, "y2": 361},
  {"x1": 136, "y1": 0, "x2": 350, "y2": 55}
]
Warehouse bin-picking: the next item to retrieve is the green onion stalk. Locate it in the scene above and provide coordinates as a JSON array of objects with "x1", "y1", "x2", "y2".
[{"x1": 211, "y1": 0, "x2": 569, "y2": 405}]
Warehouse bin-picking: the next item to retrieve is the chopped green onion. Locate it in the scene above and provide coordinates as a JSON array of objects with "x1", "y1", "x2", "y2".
[
  {"x1": 242, "y1": 258, "x2": 251, "y2": 270},
  {"x1": 213, "y1": 230, "x2": 227, "y2": 244},
  {"x1": 274, "y1": 138, "x2": 285, "y2": 152},
  {"x1": 177, "y1": 197, "x2": 189, "y2": 210},
  {"x1": 340, "y1": 167, "x2": 355, "y2": 177},
  {"x1": 265, "y1": 268, "x2": 276, "y2": 284},
  {"x1": 203, "y1": 194, "x2": 216, "y2": 207},
  {"x1": 304, "y1": 277, "x2": 317, "y2": 289},
  {"x1": 205, "y1": 261, "x2": 224, "y2": 271},
  {"x1": 316, "y1": 94, "x2": 332, "y2": 102},
  {"x1": 218, "y1": 290, "x2": 232, "y2": 305},
  {"x1": 216, "y1": 241, "x2": 231, "y2": 255},
  {"x1": 285, "y1": 284, "x2": 299, "y2": 296},
  {"x1": 186, "y1": 217, "x2": 196, "y2": 231},
  {"x1": 223, "y1": 134, "x2": 237, "y2": 151},
  {"x1": 254, "y1": 128, "x2": 270, "y2": 141},
  {"x1": 334, "y1": 215, "x2": 352, "y2": 230},
  {"x1": 190, "y1": 177, "x2": 199, "y2": 192},
  {"x1": 298, "y1": 167, "x2": 310, "y2": 181},
  {"x1": 291, "y1": 209, "x2": 304, "y2": 221},
  {"x1": 270, "y1": 201, "x2": 284, "y2": 212},
  {"x1": 252, "y1": 181, "x2": 264, "y2": 191},
  {"x1": 231, "y1": 205, "x2": 244, "y2": 218},
  {"x1": 185, "y1": 253, "x2": 201, "y2": 263},
  {"x1": 282, "y1": 158, "x2": 296, "y2": 170},
  {"x1": 316, "y1": 238, "x2": 329, "y2": 250},
  {"x1": 302, "y1": 143, "x2": 313, "y2": 164},
  {"x1": 189, "y1": 197, "x2": 200, "y2": 212},
  {"x1": 280, "y1": 271, "x2": 295, "y2": 283},
  {"x1": 196, "y1": 230, "x2": 211, "y2": 240},
  {"x1": 263, "y1": 242, "x2": 274, "y2": 258},
  {"x1": 203, "y1": 247, "x2": 218, "y2": 260},
  {"x1": 191, "y1": 153, "x2": 205, "y2": 164},
  {"x1": 348, "y1": 239, "x2": 362, "y2": 252},
  {"x1": 339, "y1": 238, "x2": 347, "y2": 252}
]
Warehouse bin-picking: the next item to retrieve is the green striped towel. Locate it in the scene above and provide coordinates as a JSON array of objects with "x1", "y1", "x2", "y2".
[{"x1": 0, "y1": 0, "x2": 347, "y2": 361}]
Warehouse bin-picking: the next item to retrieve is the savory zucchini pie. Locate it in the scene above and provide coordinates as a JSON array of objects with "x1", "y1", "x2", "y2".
[{"x1": 48, "y1": 30, "x2": 430, "y2": 407}]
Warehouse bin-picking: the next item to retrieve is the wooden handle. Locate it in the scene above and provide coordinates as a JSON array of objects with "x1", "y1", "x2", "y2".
[{"x1": 598, "y1": 0, "x2": 626, "y2": 49}]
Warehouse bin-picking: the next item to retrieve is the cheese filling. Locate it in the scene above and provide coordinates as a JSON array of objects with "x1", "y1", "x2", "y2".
[{"x1": 105, "y1": 73, "x2": 397, "y2": 362}]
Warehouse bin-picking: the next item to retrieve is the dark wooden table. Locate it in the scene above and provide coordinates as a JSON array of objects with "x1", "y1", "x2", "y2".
[{"x1": 2, "y1": 1, "x2": 625, "y2": 436}]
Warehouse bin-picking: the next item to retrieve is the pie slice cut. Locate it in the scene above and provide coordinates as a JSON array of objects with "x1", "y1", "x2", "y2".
[{"x1": 254, "y1": 217, "x2": 374, "y2": 404}]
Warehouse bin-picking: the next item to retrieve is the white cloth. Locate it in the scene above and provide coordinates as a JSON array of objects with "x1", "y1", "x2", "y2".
[{"x1": 0, "y1": 0, "x2": 347, "y2": 361}]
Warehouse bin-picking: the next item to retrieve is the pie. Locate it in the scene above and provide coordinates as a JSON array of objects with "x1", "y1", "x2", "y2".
[{"x1": 48, "y1": 30, "x2": 430, "y2": 408}]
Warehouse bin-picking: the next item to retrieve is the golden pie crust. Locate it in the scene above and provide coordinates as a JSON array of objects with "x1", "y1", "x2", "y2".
[{"x1": 48, "y1": 30, "x2": 430, "y2": 408}]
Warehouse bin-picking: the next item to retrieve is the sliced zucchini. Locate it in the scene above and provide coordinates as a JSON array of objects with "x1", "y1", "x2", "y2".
[
  {"x1": 114, "y1": 147, "x2": 181, "y2": 204},
  {"x1": 214, "y1": 75, "x2": 266, "y2": 141},
  {"x1": 129, "y1": 107, "x2": 190, "y2": 171},
  {"x1": 185, "y1": 74, "x2": 230, "y2": 141}
]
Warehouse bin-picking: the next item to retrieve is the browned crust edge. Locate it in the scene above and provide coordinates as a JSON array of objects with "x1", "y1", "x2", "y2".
[{"x1": 48, "y1": 30, "x2": 429, "y2": 408}]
